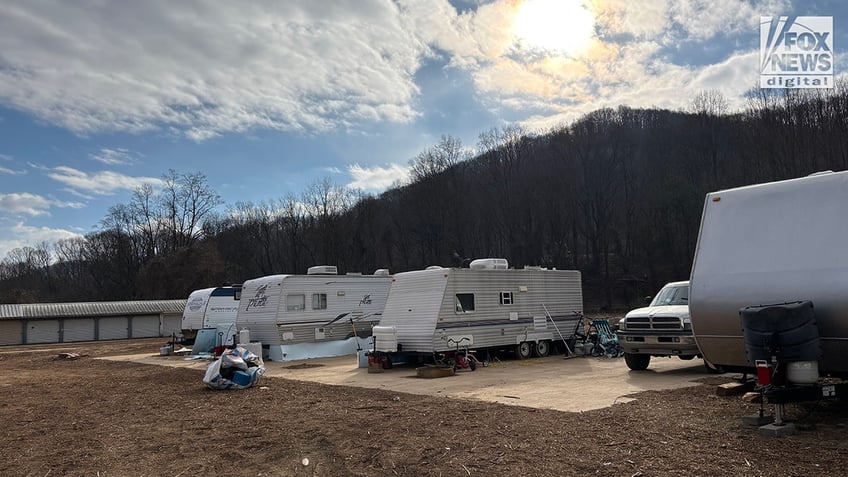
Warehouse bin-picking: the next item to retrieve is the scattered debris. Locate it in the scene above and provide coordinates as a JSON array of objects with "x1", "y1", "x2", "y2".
[
  {"x1": 715, "y1": 381, "x2": 753, "y2": 396},
  {"x1": 52, "y1": 352, "x2": 88, "y2": 361},
  {"x1": 203, "y1": 346, "x2": 266, "y2": 390}
]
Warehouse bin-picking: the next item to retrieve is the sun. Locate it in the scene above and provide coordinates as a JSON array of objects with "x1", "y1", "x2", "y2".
[{"x1": 513, "y1": 0, "x2": 595, "y2": 57}]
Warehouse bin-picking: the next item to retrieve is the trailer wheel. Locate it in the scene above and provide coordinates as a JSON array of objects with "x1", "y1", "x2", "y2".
[
  {"x1": 534, "y1": 340, "x2": 551, "y2": 358},
  {"x1": 516, "y1": 341, "x2": 532, "y2": 360},
  {"x1": 624, "y1": 352, "x2": 650, "y2": 370}
]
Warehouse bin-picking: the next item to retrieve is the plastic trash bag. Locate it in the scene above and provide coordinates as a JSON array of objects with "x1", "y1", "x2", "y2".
[{"x1": 203, "y1": 346, "x2": 266, "y2": 390}]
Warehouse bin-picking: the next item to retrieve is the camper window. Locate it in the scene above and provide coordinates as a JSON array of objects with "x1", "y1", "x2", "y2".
[
  {"x1": 286, "y1": 294, "x2": 305, "y2": 311},
  {"x1": 312, "y1": 293, "x2": 327, "y2": 310},
  {"x1": 455, "y1": 293, "x2": 476, "y2": 313},
  {"x1": 499, "y1": 292, "x2": 514, "y2": 305}
]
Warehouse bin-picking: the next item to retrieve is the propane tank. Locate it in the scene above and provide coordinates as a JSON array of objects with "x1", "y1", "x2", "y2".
[{"x1": 238, "y1": 328, "x2": 251, "y2": 345}]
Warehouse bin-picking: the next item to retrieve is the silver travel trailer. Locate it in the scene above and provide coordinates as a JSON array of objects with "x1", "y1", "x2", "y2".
[
  {"x1": 236, "y1": 266, "x2": 391, "y2": 361},
  {"x1": 180, "y1": 285, "x2": 241, "y2": 345},
  {"x1": 689, "y1": 170, "x2": 848, "y2": 377},
  {"x1": 372, "y1": 259, "x2": 583, "y2": 359}
]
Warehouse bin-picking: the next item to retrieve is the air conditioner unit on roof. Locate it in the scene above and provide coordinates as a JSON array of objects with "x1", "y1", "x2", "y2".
[{"x1": 307, "y1": 265, "x2": 338, "y2": 275}]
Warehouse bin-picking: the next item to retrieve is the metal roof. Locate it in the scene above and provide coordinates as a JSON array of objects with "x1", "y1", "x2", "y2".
[{"x1": 0, "y1": 300, "x2": 187, "y2": 320}]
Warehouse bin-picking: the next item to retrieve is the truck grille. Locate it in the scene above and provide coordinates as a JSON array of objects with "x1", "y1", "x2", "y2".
[{"x1": 626, "y1": 316, "x2": 683, "y2": 330}]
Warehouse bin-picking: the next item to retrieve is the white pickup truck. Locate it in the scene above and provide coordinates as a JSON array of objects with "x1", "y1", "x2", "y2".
[{"x1": 617, "y1": 281, "x2": 704, "y2": 371}]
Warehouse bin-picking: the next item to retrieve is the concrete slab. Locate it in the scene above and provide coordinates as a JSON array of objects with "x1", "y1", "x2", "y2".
[
  {"x1": 759, "y1": 422, "x2": 797, "y2": 437},
  {"x1": 102, "y1": 353, "x2": 712, "y2": 413}
]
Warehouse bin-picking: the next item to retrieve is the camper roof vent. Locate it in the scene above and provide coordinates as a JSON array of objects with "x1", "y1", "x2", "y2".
[
  {"x1": 524, "y1": 265, "x2": 544, "y2": 270},
  {"x1": 373, "y1": 269, "x2": 390, "y2": 276},
  {"x1": 425, "y1": 265, "x2": 444, "y2": 270},
  {"x1": 307, "y1": 265, "x2": 338, "y2": 275},
  {"x1": 470, "y1": 258, "x2": 509, "y2": 270}
]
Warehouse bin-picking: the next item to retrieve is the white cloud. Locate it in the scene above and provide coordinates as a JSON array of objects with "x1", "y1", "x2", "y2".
[
  {"x1": 669, "y1": 0, "x2": 790, "y2": 41},
  {"x1": 0, "y1": 0, "x2": 803, "y2": 145},
  {"x1": 0, "y1": 165, "x2": 26, "y2": 175},
  {"x1": 90, "y1": 148, "x2": 133, "y2": 165},
  {"x1": 46, "y1": 166, "x2": 163, "y2": 196},
  {"x1": 0, "y1": 1, "x2": 429, "y2": 140},
  {"x1": 0, "y1": 193, "x2": 52, "y2": 216},
  {"x1": 347, "y1": 163, "x2": 410, "y2": 191},
  {"x1": 0, "y1": 222, "x2": 81, "y2": 260}
]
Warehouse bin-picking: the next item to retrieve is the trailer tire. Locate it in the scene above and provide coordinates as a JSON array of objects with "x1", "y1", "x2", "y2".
[
  {"x1": 516, "y1": 342, "x2": 532, "y2": 360},
  {"x1": 534, "y1": 340, "x2": 551, "y2": 358},
  {"x1": 624, "y1": 352, "x2": 650, "y2": 370}
]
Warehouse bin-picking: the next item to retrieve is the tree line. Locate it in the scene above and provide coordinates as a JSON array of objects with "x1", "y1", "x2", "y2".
[{"x1": 3, "y1": 85, "x2": 848, "y2": 310}]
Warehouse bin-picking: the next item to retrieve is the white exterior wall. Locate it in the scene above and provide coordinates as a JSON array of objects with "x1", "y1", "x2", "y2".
[
  {"x1": 378, "y1": 267, "x2": 583, "y2": 353},
  {"x1": 131, "y1": 315, "x2": 161, "y2": 338},
  {"x1": 237, "y1": 273, "x2": 392, "y2": 358},
  {"x1": 203, "y1": 293, "x2": 240, "y2": 329},
  {"x1": 99, "y1": 316, "x2": 128, "y2": 340},
  {"x1": 162, "y1": 314, "x2": 182, "y2": 336},
  {"x1": 27, "y1": 320, "x2": 60, "y2": 344},
  {"x1": 182, "y1": 288, "x2": 215, "y2": 331},
  {"x1": 63, "y1": 318, "x2": 95, "y2": 342},
  {"x1": 376, "y1": 268, "x2": 450, "y2": 353},
  {"x1": 236, "y1": 275, "x2": 288, "y2": 346},
  {"x1": 690, "y1": 170, "x2": 848, "y2": 373}
]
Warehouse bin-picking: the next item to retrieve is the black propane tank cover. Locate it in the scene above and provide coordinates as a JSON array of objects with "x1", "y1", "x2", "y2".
[{"x1": 739, "y1": 300, "x2": 821, "y2": 363}]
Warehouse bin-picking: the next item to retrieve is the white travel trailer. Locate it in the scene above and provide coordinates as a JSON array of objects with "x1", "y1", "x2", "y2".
[
  {"x1": 236, "y1": 266, "x2": 391, "y2": 361},
  {"x1": 690, "y1": 170, "x2": 848, "y2": 377},
  {"x1": 372, "y1": 259, "x2": 583, "y2": 360},
  {"x1": 180, "y1": 285, "x2": 241, "y2": 345}
]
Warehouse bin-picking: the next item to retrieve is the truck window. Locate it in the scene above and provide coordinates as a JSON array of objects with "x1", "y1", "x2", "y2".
[{"x1": 650, "y1": 285, "x2": 688, "y2": 306}]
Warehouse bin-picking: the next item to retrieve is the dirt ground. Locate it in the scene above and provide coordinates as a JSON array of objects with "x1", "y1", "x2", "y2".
[{"x1": 3, "y1": 339, "x2": 848, "y2": 477}]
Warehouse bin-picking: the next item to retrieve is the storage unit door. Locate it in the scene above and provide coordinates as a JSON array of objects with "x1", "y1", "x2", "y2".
[
  {"x1": 0, "y1": 320, "x2": 23, "y2": 345},
  {"x1": 63, "y1": 318, "x2": 95, "y2": 342},
  {"x1": 27, "y1": 320, "x2": 60, "y2": 344},
  {"x1": 162, "y1": 314, "x2": 182, "y2": 337},
  {"x1": 131, "y1": 315, "x2": 161, "y2": 338},
  {"x1": 99, "y1": 317, "x2": 128, "y2": 340}
]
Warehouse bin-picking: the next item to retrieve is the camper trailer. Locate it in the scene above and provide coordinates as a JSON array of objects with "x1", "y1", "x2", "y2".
[
  {"x1": 689, "y1": 171, "x2": 848, "y2": 378},
  {"x1": 180, "y1": 285, "x2": 241, "y2": 345},
  {"x1": 236, "y1": 266, "x2": 391, "y2": 361},
  {"x1": 372, "y1": 259, "x2": 583, "y2": 361}
]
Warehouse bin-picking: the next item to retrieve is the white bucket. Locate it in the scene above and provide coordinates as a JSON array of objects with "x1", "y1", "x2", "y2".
[{"x1": 159, "y1": 345, "x2": 172, "y2": 356}]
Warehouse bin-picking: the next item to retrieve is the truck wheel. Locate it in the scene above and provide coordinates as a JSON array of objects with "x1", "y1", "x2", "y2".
[
  {"x1": 534, "y1": 340, "x2": 551, "y2": 358},
  {"x1": 516, "y1": 342, "x2": 532, "y2": 360},
  {"x1": 624, "y1": 353, "x2": 650, "y2": 370}
]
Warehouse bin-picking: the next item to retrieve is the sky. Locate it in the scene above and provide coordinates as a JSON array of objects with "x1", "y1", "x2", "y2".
[{"x1": 0, "y1": 0, "x2": 846, "y2": 259}]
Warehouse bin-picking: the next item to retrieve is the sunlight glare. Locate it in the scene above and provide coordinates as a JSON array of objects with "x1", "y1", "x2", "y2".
[{"x1": 514, "y1": 0, "x2": 595, "y2": 57}]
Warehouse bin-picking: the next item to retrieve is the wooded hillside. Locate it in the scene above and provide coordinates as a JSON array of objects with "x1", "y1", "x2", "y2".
[{"x1": 3, "y1": 87, "x2": 847, "y2": 310}]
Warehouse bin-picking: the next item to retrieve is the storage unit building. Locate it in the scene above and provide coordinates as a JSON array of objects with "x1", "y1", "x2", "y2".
[{"x1": 0, "y1": 300, "x2": 187, "y2": 346}]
